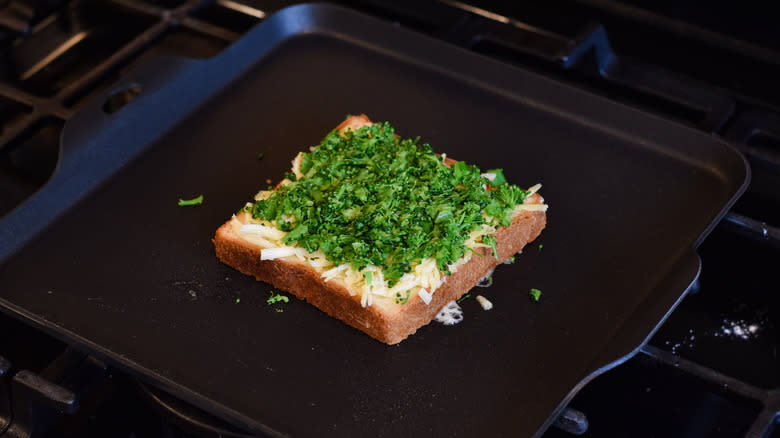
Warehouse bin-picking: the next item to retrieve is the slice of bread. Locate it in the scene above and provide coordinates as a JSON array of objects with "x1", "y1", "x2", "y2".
[{"x1": 214, "y1": 115, "x2": 546, "y2": 344}]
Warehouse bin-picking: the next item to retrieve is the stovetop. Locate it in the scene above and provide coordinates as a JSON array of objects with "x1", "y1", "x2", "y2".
[{"x1": 1, "y1": 1, "x2": 778, "y2": 437}]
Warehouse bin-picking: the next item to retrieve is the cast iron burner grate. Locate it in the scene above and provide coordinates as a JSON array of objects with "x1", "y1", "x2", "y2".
[{"x1": 0, "y1": 1, "x2": 778, "y2": 437}]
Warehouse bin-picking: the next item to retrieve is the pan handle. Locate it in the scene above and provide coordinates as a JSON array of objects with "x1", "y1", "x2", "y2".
[
  {"x1": 0, "y1": 56, "x2": 200, "y2": 261},
  {"x1": 59, "y1": 55, "x2": 200, "y2": 159},
  {"x1": 0, "y1": 2, "x2": 317, "y2": 259}
]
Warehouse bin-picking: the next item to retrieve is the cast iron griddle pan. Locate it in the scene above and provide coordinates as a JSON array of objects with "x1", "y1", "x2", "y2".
[{"x1": 0, "y1": 4, "x2": 749, "y2": 437}]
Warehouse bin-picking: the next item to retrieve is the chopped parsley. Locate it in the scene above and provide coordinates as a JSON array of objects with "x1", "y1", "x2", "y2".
[
  {"x1": 178, "y1": 195, "x2": 203, "y2": 206},
  {"x1": 258, "y1": 152, "x2": 265, "y2": 160},
  {"x1": 529, "y1": 288, "x2": 542, "y2": 302},
  {"x1": 538, "y1": 244, "x2": 543, "y2": 252},
  {"x1": 457, "y1": 293, "x2": 471, "y2": 303},
  {"x1": 267, "y1": 292, "x2": 289, "y2": 305},
  {"x1": 235, "y1": 298, "x2": 241, "y2": 304},
  {"x1": 482, "y1": 234, "x2": 498, "y2": 259},
  {"x1": 485, "y1": 168, "x2": 507, "y2": 186},
  {"x1": 394, "y1": 290, "x2": 411, "y2": 305},
  {"x1": 467, "y1": 246, "x2": 485, "y2": 258},
  {"x1": 247, "y1": 120, "x2": 529, "y2": 285}
]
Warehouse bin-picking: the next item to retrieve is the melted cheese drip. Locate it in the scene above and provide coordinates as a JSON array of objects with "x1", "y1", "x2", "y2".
[{"x1": 435, "y1": 301, "x2": 463, "y2": 325}]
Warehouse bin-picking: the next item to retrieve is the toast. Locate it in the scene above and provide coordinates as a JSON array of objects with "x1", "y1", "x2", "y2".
[{"x1": 214, "y1": 115, "x2": 547, "y2": 344}]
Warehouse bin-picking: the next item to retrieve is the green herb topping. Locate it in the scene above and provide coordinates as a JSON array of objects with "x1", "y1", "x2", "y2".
[
  {"x1": 529, "y1": 288, "x2": 542, "y2": 302},
  {"x1": 457, "y1": 293, "x2": 471, "y2": 303},
  {"x1": 178, "y1": 195, "x2": 203, "y2": 206},
  {"x1": 481, "y1": 234, "x2": 498, "y2": 259},
  {"x1": 485, "y1": 168, "x2": 507, "y2": 186},
  {"x1": 267, "y1": 292, "x2": 289, "y2": 305},
  {"x1": 364, "y1": 271, "x2": 373, "y2": 286},
  {"x1": 247, "y1": 121, "x2": 529, "y2": 285},
  {"x1": 394, "y1": 290, "x2": 411, "y2": 305},
  {"x1": 467, "y1": 246, "x2": 485, "y2": 258}
]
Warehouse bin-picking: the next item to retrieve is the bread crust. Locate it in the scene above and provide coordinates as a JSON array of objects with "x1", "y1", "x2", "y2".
[{"x1": 213, "y1": 116, "x2": 546, "y2": 344}]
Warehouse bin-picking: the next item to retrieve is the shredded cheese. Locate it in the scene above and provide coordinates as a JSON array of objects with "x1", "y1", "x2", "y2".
[
  {"x1": 513, "y1": 203, "x2": 548, "y2": 213},
  {"x1": 239, "y1": 223, "x2": 287, "y2": 241},
  {"x1": 254, "y1": 191, "x2": 273, "y2": 201},
  {"x1": 476, "y1": 295, "x2": 493, "y2": 310},
  {"x1": 417, "y1": 288, "x2": 432, "y2": 305},
  {"x1": 260, "y1": 247, "x2": 299, "y2": 260},
  {"x1": 291, "y1": 152, "x2": 304, "y2": 179}
]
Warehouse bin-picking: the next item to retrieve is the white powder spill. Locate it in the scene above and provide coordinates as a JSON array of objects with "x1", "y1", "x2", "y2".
[
  {"x1": 664, "y1": 328, "x2": 698, "y2": 355},
  {"x1": 435, "y1": 301, "x2": 463, "y2": 325},
  {"x1": 661, "y1": 317, "x2": 767, "y2": 355},
  {"x1": 713, "y1": 318, "x2": 763, "y2": 340}
]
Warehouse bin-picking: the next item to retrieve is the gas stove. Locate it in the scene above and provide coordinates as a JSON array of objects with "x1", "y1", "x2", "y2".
[{"x1": 0, "y1": 1, "x2": 778, "y2": 437}]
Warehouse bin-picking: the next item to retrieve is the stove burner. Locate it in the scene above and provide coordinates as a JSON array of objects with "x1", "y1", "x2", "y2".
[{"x1": 0, "y1": 0, "x2": 62, "y2": 36}]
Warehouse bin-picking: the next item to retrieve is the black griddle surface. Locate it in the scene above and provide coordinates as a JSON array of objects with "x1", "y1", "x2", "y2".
[{"x1": 0, "y1": 4, "x2": 748, "y2": 437}]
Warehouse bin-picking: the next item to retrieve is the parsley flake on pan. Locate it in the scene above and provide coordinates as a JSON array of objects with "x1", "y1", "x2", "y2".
[
  {"x1": 529, "y1": 288, "x2": 542, "y2": 302},
  {"x1": 267, "y1": 292, "x2": 289, "y2": 305},
  {"x1": 247, "y1": 122, "x2": 531, "y2": 286},
  {"x1": 178, "y1": 195, "x2": 203, "y2": 206}
]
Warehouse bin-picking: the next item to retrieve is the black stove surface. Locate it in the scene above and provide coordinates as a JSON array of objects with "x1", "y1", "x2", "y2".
[{"x1": 1, "y1": 1, "x2": 778, "y2": 437}]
